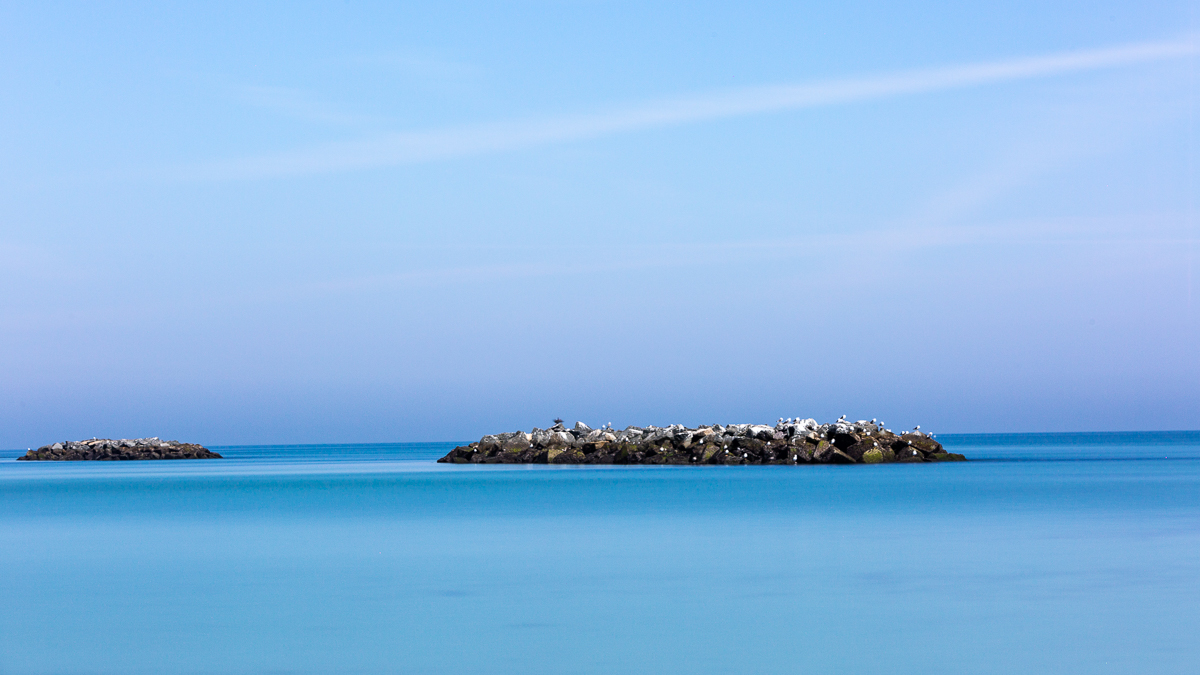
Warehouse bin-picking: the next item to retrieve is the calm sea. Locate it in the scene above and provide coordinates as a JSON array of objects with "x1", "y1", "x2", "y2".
[{"x1": 2, "y1": 432, "x2": 1197, "y2": 675}]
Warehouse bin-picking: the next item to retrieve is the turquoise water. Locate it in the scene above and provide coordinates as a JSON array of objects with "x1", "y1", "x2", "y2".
[{"x1": 2, "y1": 433, "x2": 1198, "y2": 675}]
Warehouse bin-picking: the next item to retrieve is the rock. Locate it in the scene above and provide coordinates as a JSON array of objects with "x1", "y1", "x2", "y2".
[
  {"x1": 830, "y1": 449, "x2": 858, "y2": 464},
  {"x1": 502, "y1": 432, "x2": 532, "y2": 450},
  {"x1": 831, "y1": 431, "x2": 861, "y2": 450},
  {"x1": 550, "y1": 448, "x2": 586, "y2": 464},
  {"x1": 862, "y1": 448, "x2": 885, "y2": 464},
  {"x1": 732, "y1": 437, "x2": 766, "y2": 457},
  {"x1": 901, "y1": 433, "x2": 942, "y2": 454},
  {"x1": 811, "y1": 440, "x2": 837, "y2": 462},
  {"x1": 18, "y1": 438, "x2": 220, "y2": 461},
  {"x1": 746, "y1": 425, "x2": 775, "y2": 440},
  {"x1": 534, "y1": 430, "x2": 575, "y2": 448},
  {"x1": 437, "y1": 419, "x2": 962, "y2": 465},
  {"x1": 842, "y1": 440, "x2": 874, "y2": 462}
]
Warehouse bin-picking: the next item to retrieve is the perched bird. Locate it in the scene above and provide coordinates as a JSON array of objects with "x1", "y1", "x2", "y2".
[{"x1": 914, "y1": 425, "x2": 921, "y2": 430}]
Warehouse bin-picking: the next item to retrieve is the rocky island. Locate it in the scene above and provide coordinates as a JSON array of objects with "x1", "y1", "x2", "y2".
[
  {"x1": 438, "y1": 418, "x2": 966, "y2": 465},
  {"x1": 18, "y1": 438, "x2": 221, "y2": 461}
]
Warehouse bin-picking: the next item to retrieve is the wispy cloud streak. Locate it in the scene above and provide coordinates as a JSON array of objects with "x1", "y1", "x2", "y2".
[{"x1": 187, "y1": 38, "x2": 1197, "y2": 181}]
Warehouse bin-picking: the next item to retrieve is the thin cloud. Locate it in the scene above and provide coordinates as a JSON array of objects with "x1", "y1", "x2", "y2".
[
  {"x1": 184, "y1": 37, "x2": 1197, "y2": 181},
  {"x1": 235, "y1": 85, "x2": 378, "y2": 127}
]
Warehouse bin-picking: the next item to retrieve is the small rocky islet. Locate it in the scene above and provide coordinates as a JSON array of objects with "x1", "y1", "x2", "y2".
[
  {"x1": 438, "y1": 418, "x2": 966, "y2": 465},
  {"x1": 18, "y1": 438, "x2": 221, "y2": 461}
]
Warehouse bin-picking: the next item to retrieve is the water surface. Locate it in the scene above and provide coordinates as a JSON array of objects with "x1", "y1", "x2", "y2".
[{"x1": 2, "y1": 433, "x2": 1197, "y2": 674}]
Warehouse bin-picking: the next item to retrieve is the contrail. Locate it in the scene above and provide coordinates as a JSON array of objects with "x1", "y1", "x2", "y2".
[{"x1": 186, "y1": 37, "x2": 1197, "y2": 181}]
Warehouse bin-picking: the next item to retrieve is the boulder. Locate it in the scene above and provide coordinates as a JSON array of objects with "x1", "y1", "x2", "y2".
[
  {"x1": 829, "y1": 449, "x2": 858, "y2": 464},
  {"x1": 812, "y1": 441, "x2": 837, "y2": 463},
  {"x1": 745, "y1": 425, "x2": 775, "y2": 440},
  {"x1": 502, "y1": 432, "x2": 532, "y2": 450}
]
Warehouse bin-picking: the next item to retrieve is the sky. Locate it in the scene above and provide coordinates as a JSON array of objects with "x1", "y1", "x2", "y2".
[{"x1": 1, "y1": 1, "x2": 1198, "y2": 446}]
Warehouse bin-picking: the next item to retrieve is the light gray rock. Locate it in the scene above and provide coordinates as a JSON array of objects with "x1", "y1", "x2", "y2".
[
  {"x1": 746, "y1": 425, "x2": 774, "y2": 440},
  {"x1": 502, "y1": 432, "x2": 531, "y2": 450}
]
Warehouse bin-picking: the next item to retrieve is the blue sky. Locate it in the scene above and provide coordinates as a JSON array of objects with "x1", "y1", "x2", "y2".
[{"x1": 1, "y1": 1, "x2": 1197, "y2": 445}]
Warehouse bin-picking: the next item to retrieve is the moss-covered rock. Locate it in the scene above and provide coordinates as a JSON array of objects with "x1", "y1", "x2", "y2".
[
  {"x1": 862, "y1": 448, "x2": 884, "y2": 464},
  {"x1": 551, "y1": 449, "x2": 587, "y2": 464}
]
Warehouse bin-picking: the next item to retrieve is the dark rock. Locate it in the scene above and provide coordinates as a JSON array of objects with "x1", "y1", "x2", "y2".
[
  {"x1": 812, "y1": 440, "x2": 837, "y2": 463},
  {"x1": 732, "y1": 437, "x2": 766, "y2": 455},
  {"x1": 551, "y1": 448, "x2": 587, "y2": 464},
  {"x1": 831, "y1": 432, "x2": 861, "y2": 450},
  {"x1": 18, "y1": 438, "x2": 220, "y2": 461},
  {"x1": 901, "y1": 433, "x2": 943, "y2": 454},
  {"x1": 842, "y1": 440, "x2": 871, "y2": 462},
  {"x1": 829, "y1": 449, "x2": 858, "y2": 464}
]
